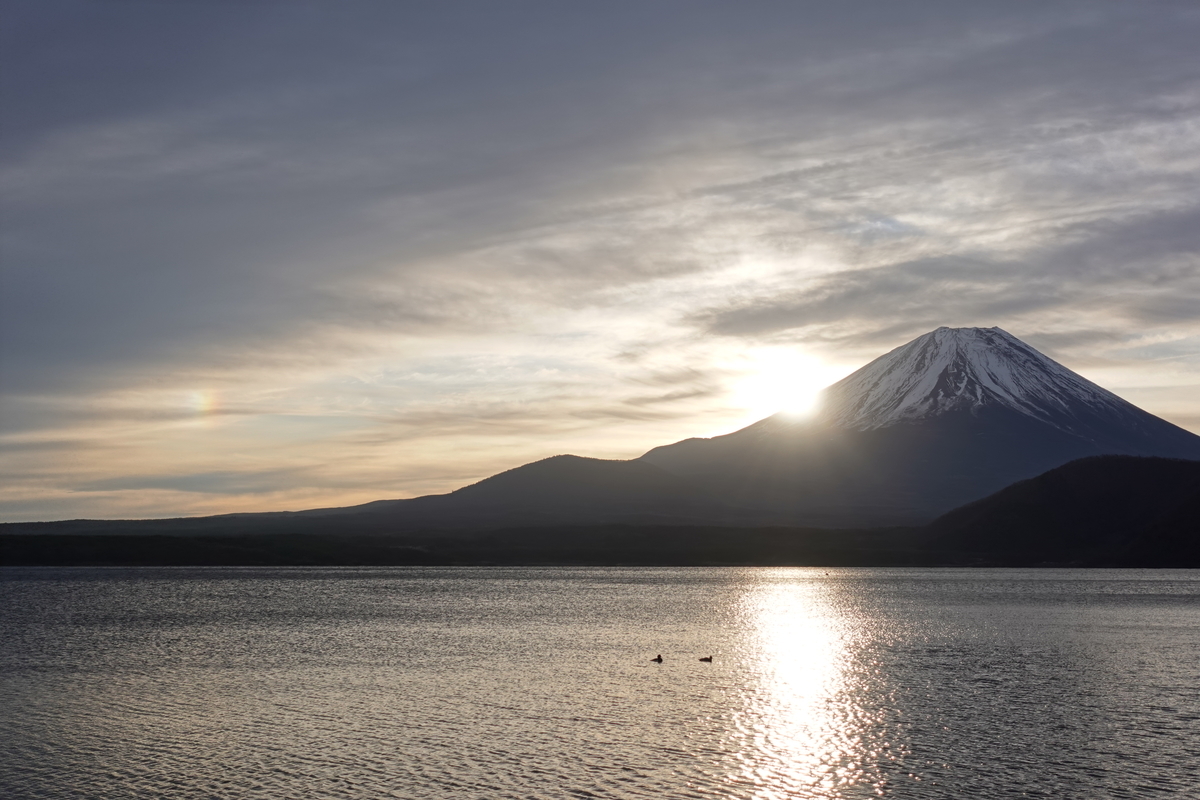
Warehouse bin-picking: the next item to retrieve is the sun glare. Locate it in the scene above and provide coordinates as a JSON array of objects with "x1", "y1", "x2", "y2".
[{"x1": 730, "y1": 348, "x2": 834, "y2": 421}]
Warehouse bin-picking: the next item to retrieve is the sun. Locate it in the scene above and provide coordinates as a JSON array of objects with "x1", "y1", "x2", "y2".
[{"x1": 730, "y1": 348, "x2": 836, "y2": 421}]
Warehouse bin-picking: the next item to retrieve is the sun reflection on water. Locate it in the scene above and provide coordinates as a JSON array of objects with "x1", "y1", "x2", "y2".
[{"x1": 727, "y1": 570, "x2": 892, "y2": 799}]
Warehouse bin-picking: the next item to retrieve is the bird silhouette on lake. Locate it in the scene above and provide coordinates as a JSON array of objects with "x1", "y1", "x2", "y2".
[
  {"x1": 651, "y1": 654, "x2": 663, "y2": 663},
  {"x1": 699, "y1": 656, "x2": 713, "y2": 662}
]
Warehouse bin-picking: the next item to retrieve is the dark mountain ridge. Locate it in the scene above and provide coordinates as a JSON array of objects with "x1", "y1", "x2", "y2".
[
  {"x1": 4, "y1": 456, "x2": 1196, "y2": 566},
  {"x1": 925, "y1": 455, "x2": 1200, "y2": 564}
]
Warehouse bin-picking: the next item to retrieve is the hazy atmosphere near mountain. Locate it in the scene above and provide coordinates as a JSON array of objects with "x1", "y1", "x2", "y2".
[{"x1": 3, "y1": 2, "x2": 1200, "y2": 523}]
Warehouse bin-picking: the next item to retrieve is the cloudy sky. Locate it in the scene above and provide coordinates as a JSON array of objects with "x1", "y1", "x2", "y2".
[{"x1": 3, "y1": 1, "x2": 1199, "y2": 521}]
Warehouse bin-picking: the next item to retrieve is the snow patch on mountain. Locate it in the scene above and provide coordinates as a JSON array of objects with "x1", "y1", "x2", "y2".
[{"x1": 819, "y1": 327, "x2": 1136, "y2": 432}]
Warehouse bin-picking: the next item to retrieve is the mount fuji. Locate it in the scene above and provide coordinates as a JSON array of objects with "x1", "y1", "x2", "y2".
[
  {"x1": 637, "y1": 326, "x2": 1200, "y2": 525},
  {"x1": 319, "y1": 325, "x2": 1198, "y2": 530},
  {"x1": 821, "y1": 326, "x2": 1168, "y2": 434}
]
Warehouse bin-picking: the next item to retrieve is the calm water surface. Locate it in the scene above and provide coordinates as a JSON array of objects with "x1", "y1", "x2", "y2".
[{"x1": 1, "y1": 567, "x2": 1198, "y2": 799}]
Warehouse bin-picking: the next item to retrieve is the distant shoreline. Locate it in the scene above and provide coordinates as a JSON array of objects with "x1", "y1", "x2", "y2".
[{"x1": 2, "y1": 525, "x2": 1192, "y2": 568}]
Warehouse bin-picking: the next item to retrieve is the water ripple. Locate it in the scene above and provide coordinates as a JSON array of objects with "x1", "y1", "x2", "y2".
[{"x1": 2, "y1": 567, "x2": 1199, "y2": 798}]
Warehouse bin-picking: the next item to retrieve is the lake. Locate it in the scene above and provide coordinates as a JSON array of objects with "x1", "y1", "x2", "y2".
[{"x1": 1, "y1": 567, "x2": 1198, "y2": 799}]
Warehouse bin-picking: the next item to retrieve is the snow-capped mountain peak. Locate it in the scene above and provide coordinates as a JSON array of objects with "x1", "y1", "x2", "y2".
[{"x1": 818, "y1": 327, "x2": 1134, "y2": 432}]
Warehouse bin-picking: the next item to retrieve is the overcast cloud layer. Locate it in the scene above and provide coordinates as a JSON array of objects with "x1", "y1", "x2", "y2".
[{"x1": 3, "y1": 1, "x2": 1199, "y2": 520}]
